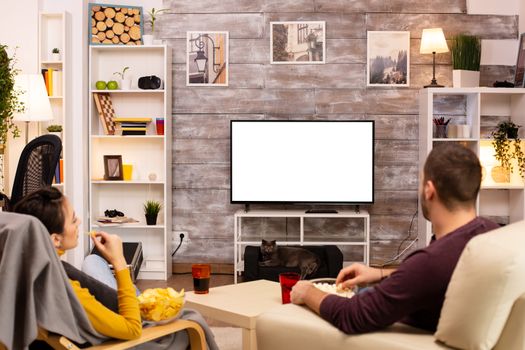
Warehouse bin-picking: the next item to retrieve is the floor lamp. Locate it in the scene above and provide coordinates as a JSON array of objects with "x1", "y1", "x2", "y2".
[
  {"x1": 420, "y1": 28, "x2": 449, "y2": 88},
  {"x1": 13, "y1": 74, "x2": 54, "y2": 144}
]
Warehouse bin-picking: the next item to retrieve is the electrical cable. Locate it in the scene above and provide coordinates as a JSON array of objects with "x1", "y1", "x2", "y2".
[
  {"x1": 171, "y1": 233, "x2": 185, "y2": 257},
  {"x1": 380, "y1": 210, "x2": 418, "y2": 267}
]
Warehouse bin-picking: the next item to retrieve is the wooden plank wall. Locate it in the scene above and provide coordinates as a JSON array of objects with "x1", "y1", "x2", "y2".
[{"x1": 159, "y1": 0, "x2": 518, "y2": 265}]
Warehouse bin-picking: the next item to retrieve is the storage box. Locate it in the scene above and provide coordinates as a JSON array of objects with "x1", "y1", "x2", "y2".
[{"x1": 91, "y1": 242, "x2": 143, "y2": 282}]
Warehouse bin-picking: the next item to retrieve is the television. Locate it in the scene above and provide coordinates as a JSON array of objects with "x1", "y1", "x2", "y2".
[{"x1": 230, "y1": 120, "x2": 374, "y2": 205}]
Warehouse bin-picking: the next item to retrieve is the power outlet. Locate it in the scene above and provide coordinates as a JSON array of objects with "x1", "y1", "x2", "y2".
[{"x1": 173, "y1": 231, "x2": 190, "y2": 243}]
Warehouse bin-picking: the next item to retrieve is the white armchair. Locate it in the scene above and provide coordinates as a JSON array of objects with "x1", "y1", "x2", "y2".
[{"x1": 256, "y1": 221, "x2": 525, "y2": 350}]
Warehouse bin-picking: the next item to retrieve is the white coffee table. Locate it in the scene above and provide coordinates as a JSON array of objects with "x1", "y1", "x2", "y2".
[{"x1": 185, "y1": 279, "x2": 282, "y2": 350}]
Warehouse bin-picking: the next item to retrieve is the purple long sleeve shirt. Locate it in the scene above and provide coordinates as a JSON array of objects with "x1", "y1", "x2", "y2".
[{"x1": 320, "y1": 217, "x2": 499, "y2": 334}]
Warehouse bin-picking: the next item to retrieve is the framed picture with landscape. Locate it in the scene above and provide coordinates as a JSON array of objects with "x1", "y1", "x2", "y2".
[
  {"x1": 514, "y1": 33, "x2": 525, "y2": 88},
  {"x1": 271, "y1": 21, "x2": 326, "y2": 64},
  {"x1": 367, "y1": 31, "x2": 410, "y2": 87}
]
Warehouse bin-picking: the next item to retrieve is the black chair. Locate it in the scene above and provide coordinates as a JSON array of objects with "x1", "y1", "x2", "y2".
[{"x1": 0, "y1": 134, "x2": 62, "y2": 211}]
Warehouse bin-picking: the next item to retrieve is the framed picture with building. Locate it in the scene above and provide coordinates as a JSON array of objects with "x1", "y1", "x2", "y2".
[
  {"x1": 270, "y1": 21, "x2": 326, "y2": 64},
  {"x1": 186, "y1": 31, "x2": 229, "y2": 86},
  {"x1": 367, "y1": 31, "x2": 410, "y2": 87},
  {"x1": 514, "y1": 33, "x2": 525, "y2": 88}
]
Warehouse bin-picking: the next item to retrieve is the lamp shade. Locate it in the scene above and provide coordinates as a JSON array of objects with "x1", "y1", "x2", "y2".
[
  {"x1": 420, "y1": 28, "x2": 449, "y2": 54},
  {"x1": 13, "y1": 74, "x2": 53, "y2": 122}
]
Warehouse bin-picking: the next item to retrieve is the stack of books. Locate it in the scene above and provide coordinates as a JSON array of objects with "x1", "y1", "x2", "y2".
[
  {"x1": 113, "y1": 117, "x2": 152, "y2": 135},
  {"x1": 41, "y1": 68, "x2": 63, "y2": 96}
]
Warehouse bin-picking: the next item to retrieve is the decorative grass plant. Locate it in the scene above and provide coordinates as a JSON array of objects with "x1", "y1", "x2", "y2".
[{"x1": 450, "y1": 34, "x2": 481, "y2": 71}]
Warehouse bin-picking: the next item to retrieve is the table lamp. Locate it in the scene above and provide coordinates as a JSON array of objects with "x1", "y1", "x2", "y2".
[
  {"x1": 420, "y1": 28, "x2": 449, "y2": 88},
  {"x1": 13, "y1": 74, "x2": 53, "y2": 144}
]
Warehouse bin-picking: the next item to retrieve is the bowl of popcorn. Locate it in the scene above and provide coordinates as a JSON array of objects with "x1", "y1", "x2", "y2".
[
  {"x1": 310, "y1": 278, "x2": 356, "y2": 298},
  {"x1": 138, "y1": 287, "x2": 185, "y2": 325}
]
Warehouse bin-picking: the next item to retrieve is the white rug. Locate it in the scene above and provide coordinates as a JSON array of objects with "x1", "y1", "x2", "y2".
[{"x1": 211, "y1": 327, "x2": 242, "y2": 350}]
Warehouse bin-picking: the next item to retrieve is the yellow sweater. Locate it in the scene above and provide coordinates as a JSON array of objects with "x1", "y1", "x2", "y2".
[{"x1": 70, "y1": 268, "x2": 142, "y2": 340}]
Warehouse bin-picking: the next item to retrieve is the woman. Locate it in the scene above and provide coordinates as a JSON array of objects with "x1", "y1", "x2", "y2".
[{"x1": 13, "y1": 187, "x2": 142, "y2": 340}]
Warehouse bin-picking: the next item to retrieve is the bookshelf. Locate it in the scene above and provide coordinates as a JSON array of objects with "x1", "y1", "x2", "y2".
[
  {"x1": 88, "y1": 45, "x2": 172, "y2": 280},
  {"x1": 39, "y1": 12, "x2": 66, "y2": 190}
]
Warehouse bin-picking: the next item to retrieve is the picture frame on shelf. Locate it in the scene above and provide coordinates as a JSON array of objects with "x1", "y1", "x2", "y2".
[
  {"x1": 186, "y1": 31, "x2": 229, "y2": 86},
  {"x1": 514, "y1": 33, "x2": 525, "y2": 88},
  {"x1": 103, "y1": 155, "x2": 123, "y2": 180},
  {"x1": 89, "y1": 3, "x2": 144, "y2": 45},
  {"x1": 367, "y1": 31, "x2": 410, "y2": 87},
  {"x1": 270, "y1": 21, "x2": 326, "y2": 64}
]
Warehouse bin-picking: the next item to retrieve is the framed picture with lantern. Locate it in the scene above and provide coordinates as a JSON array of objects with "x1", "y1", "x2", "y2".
[
  {"x1": 270, "y1": 21, "x2": 326, "y2": 64},
  {"x1": 186, "y1": 31, "x2": 229, "y2": 86}
]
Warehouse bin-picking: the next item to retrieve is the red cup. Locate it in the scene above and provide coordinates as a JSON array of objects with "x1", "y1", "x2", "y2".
[
  {"x1": 156, "y1": 118, "x2": 165, "y2": 135},
  {"x1": 279, "y1": 272, "x2": 301, "y2": 304},
  {"x1": 192, "y1": 264, "x2": 211, "y2": 294}
]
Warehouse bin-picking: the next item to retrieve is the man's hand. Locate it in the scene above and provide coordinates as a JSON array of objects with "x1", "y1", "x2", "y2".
[
  {"x1": 335, "y1": 263, "x2": 382, "y2": 290},
  {"x1": 291, "y1": 281, "x2": 328, "y2": 314},
  {"x1": 91, "y1": 231, "x2": 127, "y2": 272}
]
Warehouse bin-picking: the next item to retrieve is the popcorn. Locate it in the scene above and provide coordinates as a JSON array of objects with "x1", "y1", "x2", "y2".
[
  {"x1": 138, "y1": 287, "x2": 185, "y2": 322},
  {"x1": 313, "y1": 282, "x2": 355, "y2": 298}
]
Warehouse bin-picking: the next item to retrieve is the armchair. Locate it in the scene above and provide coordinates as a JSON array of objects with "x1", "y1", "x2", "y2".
[
  {"x1": 0, "y1": 212, "x2": 206, "y2": 350},
  {"x1": 256, "y1": 220, "x2": 525, "y2": 350}
]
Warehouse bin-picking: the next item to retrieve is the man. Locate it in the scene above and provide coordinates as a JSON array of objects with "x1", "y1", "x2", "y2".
[{"x1": 290, "y1": 143, "x2": 499, "y2": 333}]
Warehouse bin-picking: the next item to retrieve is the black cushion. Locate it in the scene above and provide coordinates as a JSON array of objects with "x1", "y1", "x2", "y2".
[{"x1": 243, "y1": 245, "x2": 343, "y2": 282}]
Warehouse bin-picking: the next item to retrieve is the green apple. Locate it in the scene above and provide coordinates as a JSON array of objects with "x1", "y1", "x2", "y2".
[
  {"x1": 107, "y1": 80, "x2": 119, "y2": 90},
  {"x1": 95, "y1": 80, "x2": 107, "y2": 90}
]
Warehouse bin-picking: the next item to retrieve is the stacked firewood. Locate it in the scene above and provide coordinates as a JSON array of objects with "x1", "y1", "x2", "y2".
[{"x1": 91, "y1": 6, "x2": 143, "y2": 45}]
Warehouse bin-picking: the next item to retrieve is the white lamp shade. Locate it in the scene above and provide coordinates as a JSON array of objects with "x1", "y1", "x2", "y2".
[
  {"x1": 13, "y1": 74, "x2": 53, "y2": 122},
  {"x1": 420, "y1": 28, "x2": 449, "y2": 54}
]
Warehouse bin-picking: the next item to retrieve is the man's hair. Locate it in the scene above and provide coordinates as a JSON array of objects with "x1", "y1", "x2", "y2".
[
  {"x1": 423, "y1": 143, "x2": 481, "y2": 210},
  {"x1": 13, "y1": 187, "x2": 65, "y2": 234}
]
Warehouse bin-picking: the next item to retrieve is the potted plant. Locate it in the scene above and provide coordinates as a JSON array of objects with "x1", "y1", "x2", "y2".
[
  {"x1": 144, "y1": 8, "x2": 169, "y2": 45},
  {"x1": 491, "y1": 121, "x2": 525, "y2": 178},
  {"x1": 51, "y1": 48, "x2": 60, "y2": 61},
  {"x1": 143, "y1": 200, "x2": 161, "y2": 225},
  {"x1": 113, "y1": 66, "x2": 131, "y2": 90},
  {"x1": 450, "y1": 34, "x2": 481, "y2": 87},
  {"x1": 46, "y1": 124, "x2": 63, "y2": 138}
]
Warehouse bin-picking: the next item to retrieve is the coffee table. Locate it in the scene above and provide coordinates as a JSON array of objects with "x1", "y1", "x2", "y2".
[{"x1": 185, "y1": 280, "x2": 282, "y2": 350}]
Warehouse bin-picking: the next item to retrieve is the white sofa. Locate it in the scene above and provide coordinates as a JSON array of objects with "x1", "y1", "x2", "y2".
[{"x1": 256, "y1": 221, "x2": 525, "y2": 350}]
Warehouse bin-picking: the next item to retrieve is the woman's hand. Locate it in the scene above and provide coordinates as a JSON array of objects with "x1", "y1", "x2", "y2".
[
  {"x1": 335, "y1": 263, "x2": 382, "y2": 290},
  {"x1": 91, "y1": 231, "x2": 128, "y2": 272}
]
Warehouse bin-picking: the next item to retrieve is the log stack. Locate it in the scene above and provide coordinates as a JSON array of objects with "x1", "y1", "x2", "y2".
[{"x1": 91, "y1": 6, "x2": 142, "y2": 45}]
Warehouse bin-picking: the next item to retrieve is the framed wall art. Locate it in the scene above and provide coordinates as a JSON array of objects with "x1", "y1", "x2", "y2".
[
  {"x1": 187, "y1": 31, "x2": 229, "y2": 86},
  {"x1": 514, "y1": 33, "x2": 525, "y2": 88},
  {"x1": 367, "y1": 31, "x2": 410, "y2": 87},
  {"x1": 271, "y1": 21, "x2": 326, "y2": 64},
  {"x1": 89, "y1": 3, "x2": 144, "y2": 45},
  {"x1": 103, "y1": 155, "x2": 123, "y2": 180}
]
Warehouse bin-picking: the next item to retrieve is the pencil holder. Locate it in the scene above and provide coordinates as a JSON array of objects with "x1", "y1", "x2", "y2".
[{"x1": 434, "y1": 125, "x2": 448, "y2": 138}]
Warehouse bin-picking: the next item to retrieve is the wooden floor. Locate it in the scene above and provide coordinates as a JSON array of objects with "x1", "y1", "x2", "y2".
[{"x1": 136, "y1": 273, "x2": 238, "y2": 327}]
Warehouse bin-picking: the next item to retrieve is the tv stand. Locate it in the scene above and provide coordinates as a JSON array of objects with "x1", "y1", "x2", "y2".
[
  {"x1": 305, "y1": 209, "x2": 338, "y2": 214},
  {"x1": 233, "y1": 209, "x2": 370, "y2": 283}
]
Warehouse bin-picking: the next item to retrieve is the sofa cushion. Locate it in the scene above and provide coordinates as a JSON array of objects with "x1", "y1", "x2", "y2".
[
  {"x1": 256, "y1": 304, "x2": 447, "y2": 350},
  {"x1": 435, "y1": 220, "x2": 525, "y2": 350}
]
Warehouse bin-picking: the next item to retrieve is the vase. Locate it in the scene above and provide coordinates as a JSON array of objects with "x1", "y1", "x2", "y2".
[
  {"x1": 120, "y1": 78, "x2": 132, "y2": 90},
  {"x1": 452, "y1": 70, "x2": 480, "y2": 88},
  {"x1": 51, "y1": 53, "x2": 61, "y2": 61},
  {"x1": 142, "y1": 35, "x2": 153, "y2": 45},
  {"x1": 145, "y1": 213, "x2": 158, "y2": 225}
]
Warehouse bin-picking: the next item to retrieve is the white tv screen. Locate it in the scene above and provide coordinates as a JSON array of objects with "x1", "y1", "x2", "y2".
[{"x1": 230, "y1": 121, "x2": 375, "y2": 204}]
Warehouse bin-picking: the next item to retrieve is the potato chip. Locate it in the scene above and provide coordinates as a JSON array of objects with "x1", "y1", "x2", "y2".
[{"x1": 138, "y1": 287, "x2": 185, "y2": 322}]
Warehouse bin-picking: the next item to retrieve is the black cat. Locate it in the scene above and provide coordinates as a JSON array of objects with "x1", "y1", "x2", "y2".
[{"x1": 259, "y1": 239, "x2": 320, "y2": 279}]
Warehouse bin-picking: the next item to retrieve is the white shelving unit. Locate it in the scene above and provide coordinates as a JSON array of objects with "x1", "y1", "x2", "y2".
[
  {"x1": 89, "y1": 45, "x2": 172, "y2": 280},
  {"x1": 233, "y1": 209, "x2": 370, "y2": 283},
  {"x1": 39, "y1": 12, "x2": 67, "y2": 192},
  {"x1": 419, "y1": 87, "x2": 525, "y2": 245}
]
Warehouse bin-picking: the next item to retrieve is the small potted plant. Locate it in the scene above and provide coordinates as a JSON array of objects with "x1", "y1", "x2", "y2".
[
  {"x1": 47, "y1": 124, "x2": 63, "y2": 139},
  {"x1": 491, "y1": 121, "x2": 525, "y2": 178},
  {"x1": 144, "y1": 200, "x2": 161, "y2": 225},
  {"x1": 51, "y1": 48, "x2": 60, "y2": 61},
  {"x1": 450, "y1": 34, "x2": 481, "y2": 87},
  {"x1": 144, "y1": 8, "x2": 169, "y2": 45},
  {"x1": 113, "y1": 66, "x2": 131, "y2": 90}
]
